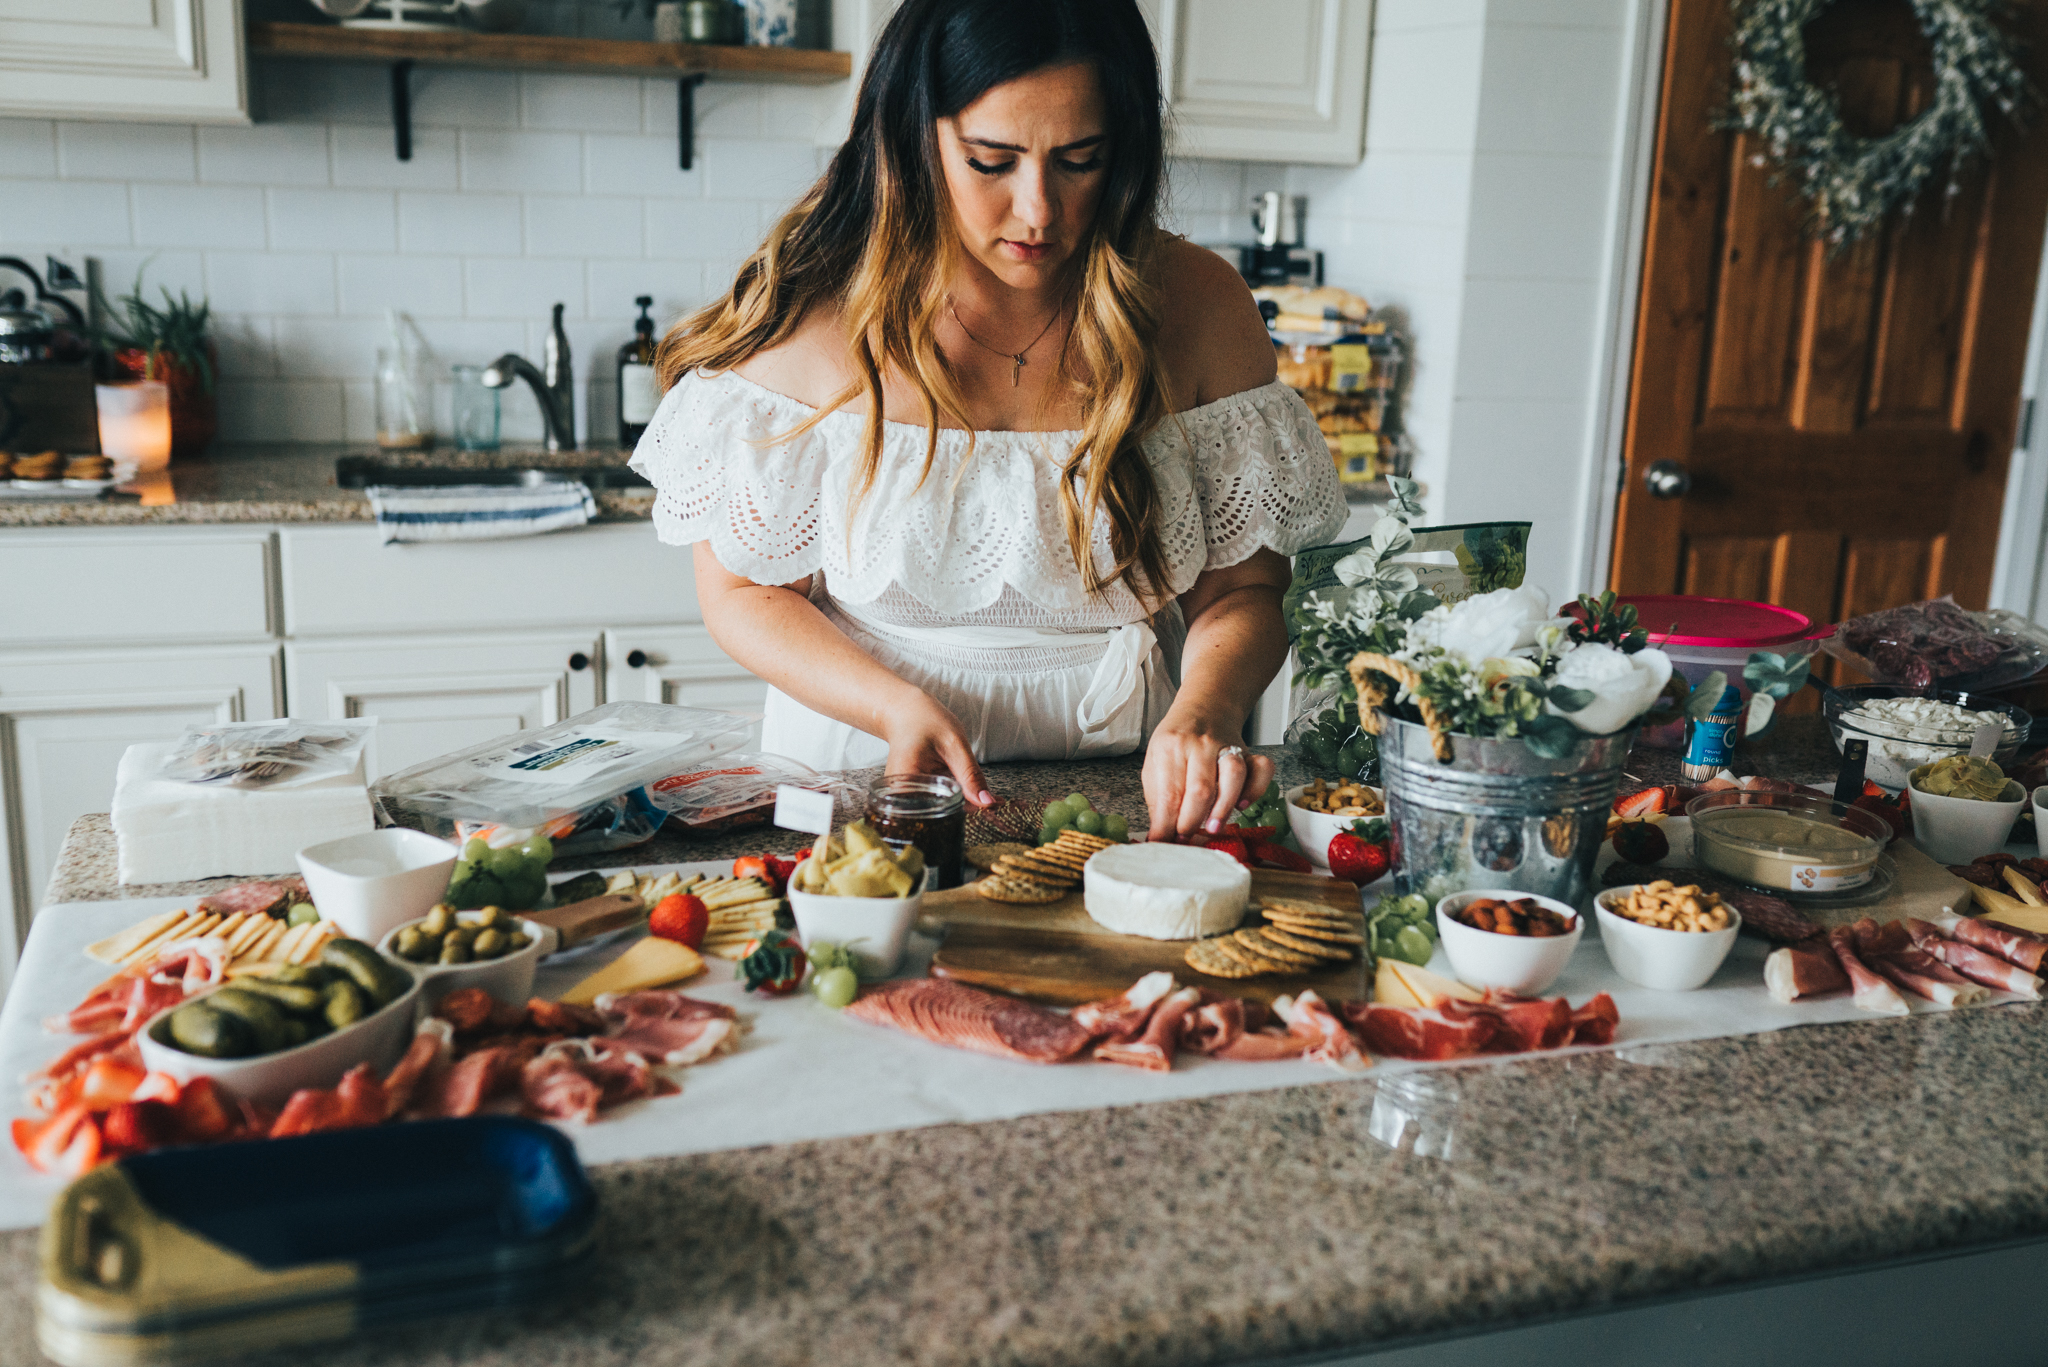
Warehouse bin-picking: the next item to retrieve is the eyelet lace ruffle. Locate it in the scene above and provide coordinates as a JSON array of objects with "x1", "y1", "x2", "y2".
[{"x1": 628, "y1": 369, "x2": 1347, "y2": 621}]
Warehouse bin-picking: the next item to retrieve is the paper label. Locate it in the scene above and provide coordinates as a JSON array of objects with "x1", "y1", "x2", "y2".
[
  {"x1": 773, "y1": 784, "x2": 836, "y2": 834},
  {"x1": 1789, "y1": 863, "x2": 1874, "y2": 892},
  {"x1": 620, "y1": 363, "x2": 658, "y2": 425},
  {"x1": 1329, "y1": 344, "x2": 1375, "y2": 393},
  {"x1": 480, "y1": 727, "x2": 688, "y2": 785}
]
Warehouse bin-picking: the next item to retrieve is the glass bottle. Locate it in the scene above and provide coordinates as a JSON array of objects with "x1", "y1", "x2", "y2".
[
  {"x1": 375, "y1": 347, "x2": 434, "y2": 450},
  {"x1": 616, "y1": 295, "x2": 658, "y2": 448}
]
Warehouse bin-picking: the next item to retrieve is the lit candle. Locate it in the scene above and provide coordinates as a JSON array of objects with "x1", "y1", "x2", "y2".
[{"x1": 95, "y1": 382, "x2": 172, "y2": 473}]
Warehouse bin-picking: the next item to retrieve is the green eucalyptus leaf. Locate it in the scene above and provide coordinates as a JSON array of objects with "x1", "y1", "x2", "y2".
[
  {"x1": 1397, "y1": 589, "x2": 1440, "y2": 621},
  {"x1": 1684, "y1": 670, "x2": 1730, "y2": 721},
  {"x1": 1742, "y1": 650, "x2": 1810, "y2": 700},
  {"x1": 1546, "y1": 685, "x2": 1595, "y2": 713},
  {"x1": 1518, "y1": 714, "x2": 1580, "y2": 759}
]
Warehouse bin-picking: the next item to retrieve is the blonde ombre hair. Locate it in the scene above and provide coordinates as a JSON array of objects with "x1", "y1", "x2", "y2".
[{"x1": 654, "y1": 0, "x2": 1174, "y2": 605}]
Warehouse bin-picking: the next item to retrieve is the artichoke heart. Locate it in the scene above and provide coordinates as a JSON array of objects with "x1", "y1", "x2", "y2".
[{"x1": 1911, "y1": 754, "x2": 2010, "y2": 802}]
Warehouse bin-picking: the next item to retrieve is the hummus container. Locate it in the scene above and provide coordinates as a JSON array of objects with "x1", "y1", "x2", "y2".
[
  {"x1": 1686, "y1": 790, "x2": 1888, "y2": 894},
  {"x1": 1823, "y1": 684, "x2": 2030, "y2": 792}
]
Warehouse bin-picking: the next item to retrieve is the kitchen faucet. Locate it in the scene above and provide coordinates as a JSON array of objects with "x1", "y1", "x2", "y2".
[{"x1": 482, "y1": 302, "x2": 576, "y2": 451}]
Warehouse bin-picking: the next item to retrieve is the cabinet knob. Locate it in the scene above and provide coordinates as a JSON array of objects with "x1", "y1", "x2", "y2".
[
  {"x1": 1643, "y1": 460, "x2": 1692, "y2": 500},
  {"x1": 568, "y1": 652, "x2": 590, "y2": 671},
  {"x1": 626, "y1": 649, "x2": 649, "y2": 669}
]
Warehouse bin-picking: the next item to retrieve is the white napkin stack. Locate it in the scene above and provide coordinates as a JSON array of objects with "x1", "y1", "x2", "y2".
[{"x1": 112, "y1": 740, "x2": 377, "y2": 885}]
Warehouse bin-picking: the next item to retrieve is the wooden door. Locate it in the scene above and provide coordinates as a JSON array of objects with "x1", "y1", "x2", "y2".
[{"x1": 1612, "y1": 0, "x2": 2048, "y2": 650}]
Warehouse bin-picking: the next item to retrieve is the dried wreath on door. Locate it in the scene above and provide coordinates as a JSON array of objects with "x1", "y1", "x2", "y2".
[{"x1": 1719, "y1": 0, "x2": 2034, "y2": 245}]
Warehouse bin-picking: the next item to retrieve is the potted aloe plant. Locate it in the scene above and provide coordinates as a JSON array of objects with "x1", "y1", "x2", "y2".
[{"x1": 96, "y1": 270, "x2": 216, "y2": 461}]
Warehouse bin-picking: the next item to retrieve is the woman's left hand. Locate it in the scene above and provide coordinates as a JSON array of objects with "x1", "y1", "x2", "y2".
[{"x1": 1142, "y1": 711, "x2": 1276, "y2": 842}]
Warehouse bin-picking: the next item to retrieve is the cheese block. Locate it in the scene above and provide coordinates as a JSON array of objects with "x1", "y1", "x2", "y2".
[
  {"x1": 1082, "y1": 843, "x2": 1250, "y2": 940},
  {"x1": 559, "y1": 936, "x2": 705, "y2": 1005},
  {"x1": 1372, "y1": 959, "x2": 1484, "y2": 1008}
]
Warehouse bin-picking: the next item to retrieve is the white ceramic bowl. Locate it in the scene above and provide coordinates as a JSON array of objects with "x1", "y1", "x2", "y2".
[
  {"x1": 786, "y1": 858, "x2": 923, "y2": 979},
  {"x1": 1284, "y1": 782, "x2": 1384, "y2": 870},
  {"x1": 297, "y1": 828, "x2": 458, "y2": 943},
  {"x1": 377, "y1": 912, "x2": 556, "y2": 1009},
  {"x1": 137, "y1": 966, "x2": 422, "y2": 1107},
  {"x1": 1434, "y1": 889, "x2": 1583, "y2": 996},
  {"x1": 1593, "y1": 888, "x2": 1742, "y2": 991},
  {"x1": 1910, "y1": 778, "x2": 2025, "y2": 865}
]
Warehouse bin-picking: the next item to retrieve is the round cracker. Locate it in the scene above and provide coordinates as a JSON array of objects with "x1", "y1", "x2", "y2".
[
  {"x1": 967, "y1": 842, "x2": 1032, "y2": 870},
  {"x1": 995, "y1": 855, "x2": 1081, "y2": 883},
  {"x1": 1261, "y1": 925, "x2": 1357, "y2": 960},
  {"x1": 1185, "y1": 938, "x2": 1259, "y2": 979},
  {"x1": 1213, "y1": 934, "x2": 1289, "y2": 975},
  {"x1": 1234, "y1": 929, "x2": 1320, "y2": 969},
  {"x1": 1262, "y1": 917, "x2": 1365, "y2": 944},
  {"x1": 976, "y1": 876, "x2": 1065, "y2": 904}
]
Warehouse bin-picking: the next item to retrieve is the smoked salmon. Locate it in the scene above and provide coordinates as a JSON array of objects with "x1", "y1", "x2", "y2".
[{"x1": 844, "y1": 980, "x2": 1093, "y2": 1063}]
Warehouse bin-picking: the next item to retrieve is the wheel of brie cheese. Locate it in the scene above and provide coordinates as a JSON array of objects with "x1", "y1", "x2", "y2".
[{"x1": 1082, "y1": 842, "x2": 1251, "y2": 940}]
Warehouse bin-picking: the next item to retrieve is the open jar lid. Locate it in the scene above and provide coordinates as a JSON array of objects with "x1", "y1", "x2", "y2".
[{"x1": 1620, "y1": 595, "x2": 1822, "y2": 650}]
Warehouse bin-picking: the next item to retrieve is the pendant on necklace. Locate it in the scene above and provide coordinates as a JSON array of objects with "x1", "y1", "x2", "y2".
[{"x1": 1012, "y1": 354, "x2": 1025, "y2": 387}]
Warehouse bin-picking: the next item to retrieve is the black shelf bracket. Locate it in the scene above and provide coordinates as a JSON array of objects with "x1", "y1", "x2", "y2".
[
  {"x1": 391, "y1": 58, "x2": 415, "y2": 161},
  {"x1": 678, "y1": 72, "x2": 706, "y2": 171}
]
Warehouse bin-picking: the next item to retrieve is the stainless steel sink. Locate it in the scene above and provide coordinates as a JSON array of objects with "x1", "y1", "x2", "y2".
[{"x1": 334, "y1": 456, "x2": 651, "y2": 491}]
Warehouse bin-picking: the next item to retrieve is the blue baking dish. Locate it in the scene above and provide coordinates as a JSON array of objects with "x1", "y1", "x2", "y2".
[{"x1": 37, "y1": 1117, "x2": 597, "y2": 1366}]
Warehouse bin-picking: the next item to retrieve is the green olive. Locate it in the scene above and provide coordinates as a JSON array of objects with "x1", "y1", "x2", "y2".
[
  {"x1": 439, "y1": 940, "x2": 473, "y2": 965},
  {"x1": 505, "y1": 931, "x2": 531, "y2": 951},
  {"x1": 394, "y1": 926, "x2": 427, "y2": 960},
  {"x1": 422, "y1": 905, "x2": 455, "y2": 937},
  {"x1": 472, "y1": 928, "x2": 507, "y2": 959},
  {"x1": 472, "y1": 906, "x2": 504, "y2": 929}
]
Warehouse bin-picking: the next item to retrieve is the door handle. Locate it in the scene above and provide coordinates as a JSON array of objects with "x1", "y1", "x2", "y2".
[
  {"x1": 1643, "y1": 460, "x2": 1692, "y2": 499},
  {"x1": 568, "y1": 652, "x2": 590, "y2": 671},
  {"x1": 625, "y1": 649, "x2": 649, "y2": 669}
]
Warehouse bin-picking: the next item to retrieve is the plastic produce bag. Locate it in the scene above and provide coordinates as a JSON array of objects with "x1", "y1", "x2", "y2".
[
  {"x1": 158, "y1": 719, "x2": 375, "y2": 790},
  {"x1": 371, "y1": 702, "x2": 754, "y2": 855},
  {"x1": 1820, "y1": 597, "x2": 2048, "y2": 692},
  {"x1": 647, "y1": 754, "x2": 863, "y2": 836}
]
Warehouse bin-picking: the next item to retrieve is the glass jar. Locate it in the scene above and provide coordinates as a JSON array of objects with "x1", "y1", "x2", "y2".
[
  {"x1": 865, "y1": 774, "x2": 965, "y2": 890},
  {"x1": 375, "y1": 347, "x2": 434, "y2": 450},
  {"x1": 451, "y1": 364, "x2": 501, "y2": 451}
]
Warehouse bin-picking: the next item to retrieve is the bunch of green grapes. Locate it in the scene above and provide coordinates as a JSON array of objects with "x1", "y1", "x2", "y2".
[
  {"x1": 445, "y1": 834, "x2": 553, "y2": 910},
  {"x1": 1238, "y1": 780, "x2": 1288, "y2": 830},
  {"x1": 1297, "y1": 707, "x2": 1378, "y2": 781},
  {"x1": 1040, "y1": 792, "x2": 1129, "y2": 846}
]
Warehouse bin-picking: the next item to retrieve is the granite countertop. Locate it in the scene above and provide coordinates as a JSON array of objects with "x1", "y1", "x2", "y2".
[
  {"x1": 19, "y1": 719, "x2": 2048, "y2": 1366},
  {"x1": 0, "y1": 443, "x2": 654, "y2": 528}
]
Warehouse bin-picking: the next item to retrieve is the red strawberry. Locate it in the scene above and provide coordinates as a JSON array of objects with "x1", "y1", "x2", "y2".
[
  {"x1": 1247, "y1": 840, "x2": 1313, "y2": 873},
  {"x1": 649, "y1": 893, "x2": 709, "y2": 949},
  {"x1": 1327, "y1": 831, "x2": 1390, "y2": 886},
  {"x1": 1613, "y1": 786, "x2": 1675, "y2": 819},
  {"x1": 100, "y1": 1100, "x2": 174, "y2": 1155}
]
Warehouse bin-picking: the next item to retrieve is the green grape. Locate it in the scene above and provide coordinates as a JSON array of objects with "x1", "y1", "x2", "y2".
[
  {"x1": 1102, "y1": 813, "x2": 1129, "y2": 842},
  {"x1": 286, "y1": 903, "x2": 319, "y2": 927},
  {"x1": 1065, "y1": 792, "x2": 1092, "y2": 812},
  {"x1": 517, "y1": 834, "x2": 554, "y2": 865},
  {"x1": 486, "y1": 845, "x2": 526, "y2": 878},
  {"x1": 1418, "y1": 920, "x2": 1439, "y2": 943},
  {"x1": 1039, "y1": 824, "x2": 1065, "y2": 847},
  {"x1": 1392, "y1": 925, "x2": 1434, "y2": 966},
  {"x1": 1074, "y1": 810, "x2": 1105, "y2": 835},
  {"x1": 812, "y1": 965, "x2": 858, "y2": 1009},
  {"x1": 462, "y1": 838, "x2": 491, "y2": 863},
  {"x1": 1043, "y1": 799, "x2": 1075, "y2": 825}
]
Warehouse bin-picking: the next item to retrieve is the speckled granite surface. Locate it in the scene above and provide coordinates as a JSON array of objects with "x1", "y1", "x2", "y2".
[
  {"x1": 22, "y1": 720, "x2": 2046, "y2": 1366},
  {"x1": 0, "y1": 443, "x2": 654, "y2": 527}
]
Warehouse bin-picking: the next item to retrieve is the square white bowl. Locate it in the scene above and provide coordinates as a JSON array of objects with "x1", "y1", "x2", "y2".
[
  {"x1": 297, "y1": 828, "x2": 458, "y2": 944},
  {"x1": 1434, "y1": 889, "x2": 1583, "y2": 996},
  {"x1": 1285, "y1": 782, "x2": 1383, "y2": 870},
  {"x1": 1593, "y1": 888, "x2": 1742, "y2": 991},
  {"x1": 787, "y1": 858, "x2": 922, "y2": 979},
  {"x1": 1909, "y1": 778, "x2": 2025, "y2": 865}
]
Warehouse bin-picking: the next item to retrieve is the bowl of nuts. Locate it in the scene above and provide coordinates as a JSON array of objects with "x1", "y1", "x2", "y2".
[
  {"x1": 377, "y1": 903, "x2": 556, "y2": 1008},
  {"x1": 1286, "y1": 780, "x2": 1386, "y2": 869},
  {"x1": 1434, "y1": 890, "x2": 1583, "y2": 996},
  {"x1": 1593, "y1": 881, "x2": 1741, "y2": 991}
]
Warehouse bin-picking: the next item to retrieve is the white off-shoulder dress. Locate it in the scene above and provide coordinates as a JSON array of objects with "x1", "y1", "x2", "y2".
[{"x1": 630, "y1": 369, "x2": 1347, "y2": 771}]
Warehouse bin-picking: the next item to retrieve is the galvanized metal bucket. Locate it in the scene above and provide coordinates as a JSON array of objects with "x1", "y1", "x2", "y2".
[{"x1": 1377, "y1": 714, "x2": 1635, "y2": 910}]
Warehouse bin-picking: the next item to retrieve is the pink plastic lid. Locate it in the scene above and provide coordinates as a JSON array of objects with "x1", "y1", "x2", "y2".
[{"x1": 1618, "y1": 595, "x2": 1819, "y2": 649}]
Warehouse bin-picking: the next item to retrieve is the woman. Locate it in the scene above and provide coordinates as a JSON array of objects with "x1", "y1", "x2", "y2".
[{"x1": 631, "y1": 0, "x2": 1346, "y2": 840}]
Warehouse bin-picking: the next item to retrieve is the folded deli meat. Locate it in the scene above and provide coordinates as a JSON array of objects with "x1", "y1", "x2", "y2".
[{"x1": 1764, "y1": 914, "x2": 2046, "y2": 1013}]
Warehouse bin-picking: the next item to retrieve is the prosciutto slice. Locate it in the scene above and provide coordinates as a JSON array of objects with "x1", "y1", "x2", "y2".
[
  {"x1": 1906, "y1": 920, "x2": 2042, "y2": 998},
  {"x1": 1764, "y1": 943, "x2": 1851, "y2": 1002},
  {"x1": 1179, "y1": 995, "x2": 1246, "y2": 1056},
  {"x1": 1215, "y1": 1027, "x2": 1311, "y2": 1061},
  {"x1": 1828, "y1": 926, "x2": 1910, "y2": 1016},
  {"x1": 1343, "y1": 1003, "x2": 1495, "y2": 1061},
  {"x1": 1480, "y1": 996, "x2": 1574, "y2": 1053},
  {"x1": 519, "y1": 1041, "x2": 667, "y2": 1124},
  {"x1": 597, "y1": 989, "x2": 742, "y2": 1066},
  {"x1": 1072, "y1": 972, "x2": 1178, "y2": 1045},
  {"x1": 1095, "y1": 987, "x2": 1200, "y2": 1071},
  {"x1": 1274, "y1": 991, "x2": 1370, "y2": 1072},
  {"x1": 411, "y1": 1044, "x2": 524, "y2": 1118},
  {"x1": 1868, "y1": 948, "x2": 1988, "y2": 1008},
  {"x1": 1569, "y1": 993, "x2": 1619, "y2": 1045},
  {"x1": 1934, "y1": 913, "x2": 2048, "y2": 973},
  {"x1": 270, "y1": 1064, "x2": 387, "y2": 1137}
]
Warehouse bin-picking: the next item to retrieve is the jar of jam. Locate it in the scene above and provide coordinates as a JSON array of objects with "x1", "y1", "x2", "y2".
[{"x1": 865, "y1": 774, "x2": 965, "y2": 890}]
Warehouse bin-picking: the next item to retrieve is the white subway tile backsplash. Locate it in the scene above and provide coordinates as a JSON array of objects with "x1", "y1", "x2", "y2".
[
  {"x1": 338, "y1": 253, "x2": 466, "y2": 317},
  {"x1": 464, "y1": 256, "x2": 585, "y2": 318},
  {"x1": 399, "y1": 191, "x2": 522, "y2": 255},
  {"x1": 203, "y1": 251, "x2": 338, "y2": 315},
  {"x1": 332, "y1": 125, "x2": 459, "y2": 190},
  {"x1": 584, "y1": 134, "x2": 703, "y2": 198},
  {"x1": 699, "y1": 137, "x2": 819, "y2": 205},
  {"x1": 273, "y1": 315, "x2": 392, "y2": 380},
  {"x1": 1463, "y1": 152, "x2": 1609, "y2": 280},
  {"x1": 646, "y1": 83, "x2": 757, "y2": 141},
  {"x1": 459, "y1": 129, "x2": 582, "y2": 193},
  {"x1": 408, "y1": 317, "x2": 527, "y2": 367},
  {"x1": 525, "y1": 194, "x2": 641, "y2": 257},
  {"x1": 0, "y1": 120, "x2": 57, "y2": 179},
  {"x1": 134, "y1": 183, "x2": 265, "y2": 248},
  {"x1": 199, "y1": 125, "x2": 331, "y2": 186},
  {"x1": 521, "y1": 74, "x2": 642, "y2": 133},
  {"x1": 412, "y1": 69, "x2": 521, "y2": 130},
  {"x1": 1451, "y1": 277, "x2": 1599, "y2": 402},
  {"x1": 255, "y1": 60, "x2": 390, "y2": 127},
  {"x1": 216, "y1": 378, "x2": 347, "y2": 441},
  {"x1": 1363, "y1": 26, "x2": 1485, "y2": 155},
  {"x1": 758, "y1": 84, "x2": 844, "y2": 142},
  {"x1": 269, "y1": 187, "x2": 398, "y2": 252},
  {"x1": 0, "y1": 179, "x2": 130, "y2": 245},
  {"x1": 342, "y1": 380, "x2": 377, "y2": 443},
  {"x1": 1473, "y1": 23, "x2": 1627, "y2": 156},
  {"x1": 645, "y1": 198, "x2": 764, "y2": 267},
  {"x1": 206, "y1": 313, "x2": 279, "y2": 380},
  {"x1": 589, "y1": 259, "x2": 703, "y2": 322},
  {"x1": 89, "y1": 249, "x2": 205, "y2": 299},
  {"x1": 58, "y1": 123, "x2": 196, "y2": 182}
]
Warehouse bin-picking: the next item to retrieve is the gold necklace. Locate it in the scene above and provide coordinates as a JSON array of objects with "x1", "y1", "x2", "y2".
[{"x1": 946, "y1": 297, "x2": 1064, "y2": 387}]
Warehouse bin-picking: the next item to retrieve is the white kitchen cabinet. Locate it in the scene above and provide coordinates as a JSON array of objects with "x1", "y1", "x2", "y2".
[
  {"x1": 0, "y1": 0, "x2": 248, "y2": 123},
  {"x1": 0, "y1": 644, "x2": 282, "y2": 980},
  {"x1": 603, "y1": 627, "x2": 766, "y2": 747},
  {"x1": 285, "y1": 631, "x2": 603, "y2": 781},
  {"x1": 1142, "y1": 0, "x2": 1371, "y2": 164}
]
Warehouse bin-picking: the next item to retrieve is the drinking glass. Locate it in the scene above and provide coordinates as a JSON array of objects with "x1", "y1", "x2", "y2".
[
  {"x1": 451, "y1": 364, "x2": 501, "y2": 451},
  {"x1": 94, "y1": 382, "x2": 172, "y2": 472}
]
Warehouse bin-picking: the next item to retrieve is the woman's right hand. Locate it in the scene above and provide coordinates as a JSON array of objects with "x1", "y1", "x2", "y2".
[{"x1": 882, "y1": 691, "x2": 994, "y2": 807}]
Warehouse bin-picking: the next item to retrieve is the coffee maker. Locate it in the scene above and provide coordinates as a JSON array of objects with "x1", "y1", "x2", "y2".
[
  {"x1": 0, "y1": 257, "x2": 98, "y2": 453},
  {"x1": 1208, "y1": 193, "x2": 1324, "y2": 288}
]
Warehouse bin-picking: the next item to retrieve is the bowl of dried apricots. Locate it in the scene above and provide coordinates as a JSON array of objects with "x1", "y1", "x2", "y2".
[{"x1": 1434, "y1": 889, "x2": 1583, "y2": 996}]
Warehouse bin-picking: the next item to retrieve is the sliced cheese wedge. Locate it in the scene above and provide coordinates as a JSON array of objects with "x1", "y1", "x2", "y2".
[
  {"x1": 559, "y1": 936, "x2": 705, "y2": 1005},
  {"x1": 1983, "y1": 903, "x2": 2048, "y2": 935},
  {"x1": 1373, "y1": 959, "x2": 1484, "y2": 1008}
]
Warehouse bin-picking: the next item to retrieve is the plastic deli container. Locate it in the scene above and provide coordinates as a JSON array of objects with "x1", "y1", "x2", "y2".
[
  {"x1": 1686, "y1": 790, "x2": 1889, "y2": 894},
  {"x1": 38, "y1": 1117, "x2": 596, "y2": 1367},
  {"x1": 1621, "y1": 595, "x2": 1832, "y2": 750}
]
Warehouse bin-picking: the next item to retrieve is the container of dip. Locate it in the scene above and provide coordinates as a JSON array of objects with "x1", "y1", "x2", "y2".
[{"x1": 1685, "y1": 790, "x2": 1889, "y2": 894}]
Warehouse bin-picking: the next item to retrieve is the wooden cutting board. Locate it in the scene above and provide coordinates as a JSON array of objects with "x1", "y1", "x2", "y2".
[
  {"x1": 1802, "y1": 837, "x2": 1977, "y2": 932},
  {"x1": 920, "y1": 868, "x2": 1369, "y2": 1007}
]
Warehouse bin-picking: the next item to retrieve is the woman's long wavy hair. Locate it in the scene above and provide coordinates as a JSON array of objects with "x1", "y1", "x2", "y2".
[{"x1": 655, "y1": 0, "x2": 1174, "y2": 604}]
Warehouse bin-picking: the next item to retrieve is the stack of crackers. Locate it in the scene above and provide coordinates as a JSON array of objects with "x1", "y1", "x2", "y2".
[
  {"x1": 604, "y1": 868, "x2": 787, "y2": 960},
  {"x1": 1184, "y1": 896, "x2": 1366, "y2": 979},
  {"x1": 84, "y1": 905, "x2": 343, "y2": 975},
  {"x1": 973, "y1": 829, "x2": 1115, "y2": 904}
]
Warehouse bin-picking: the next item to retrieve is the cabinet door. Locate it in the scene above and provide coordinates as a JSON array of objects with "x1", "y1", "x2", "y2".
[
  {"x1": 603, "y1": 627, "x2": 767, "y2": 748},
  {"x1": 1143, "y1": 0, "x2": 1371, "y2": 164},
  {"x1": 0, "y1": 0, "x2": 248, "y2": 123},
  {"x1": 0, "y1": 645, "x2": 282, "y2": 980},
  {"x1": 286, "y1": 632, "x2": 603, "y2": 782}
]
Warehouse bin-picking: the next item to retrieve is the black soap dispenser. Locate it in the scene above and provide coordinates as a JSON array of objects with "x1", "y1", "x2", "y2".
[{"x1": 617, "y1": 296, "x2": 657, "y2": 448}]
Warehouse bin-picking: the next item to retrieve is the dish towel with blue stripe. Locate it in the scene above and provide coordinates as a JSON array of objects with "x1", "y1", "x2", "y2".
[{"x1": 365, "y1": 481, "x2": 598, "y2": 543}]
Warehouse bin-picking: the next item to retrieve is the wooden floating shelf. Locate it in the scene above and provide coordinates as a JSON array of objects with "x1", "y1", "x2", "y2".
[{"x1": 247, "y1": 22, "x2": 851, "y2": 82}]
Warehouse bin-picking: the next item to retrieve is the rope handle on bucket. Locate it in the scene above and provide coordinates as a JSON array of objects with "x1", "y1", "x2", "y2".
[{"x1": 1347, "y1": 651, "x2": 1456, "y2": 764}]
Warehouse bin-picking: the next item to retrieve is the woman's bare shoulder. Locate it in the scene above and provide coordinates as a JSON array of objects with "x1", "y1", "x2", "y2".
[
  {"x1": 1153, "y1": 236, "x2": 1277, "y2": 406},
  {"x1": 729, "y1": 306, "x2": 854, "y2": 408}
]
